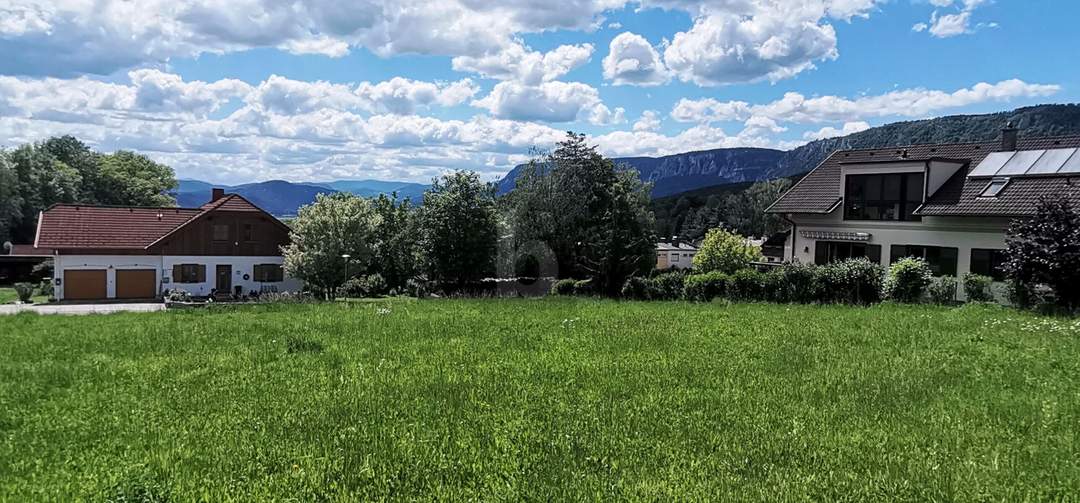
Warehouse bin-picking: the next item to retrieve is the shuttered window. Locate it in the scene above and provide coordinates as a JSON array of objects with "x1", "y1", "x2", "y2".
[
  {"x1": 253, "y1": 264, "x2": 284, "y2": 282},
  {"x1": 172, "y1": 264, "x2": 206, "y2": 283}
]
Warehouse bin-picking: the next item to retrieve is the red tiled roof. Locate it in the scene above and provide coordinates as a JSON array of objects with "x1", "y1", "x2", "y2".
[
  {"x1": 7, "y1": 244, "x2": 49, "y2": 256},
  {"x1": 767, "y1": 135, "x2": 1080, "y2": 217},
  {"x1": 34, "y1": 194, "x2": 277, "y2": 250}
]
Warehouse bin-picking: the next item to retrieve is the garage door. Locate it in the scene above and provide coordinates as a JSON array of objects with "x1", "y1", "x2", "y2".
[
  {"x1": 64, "y1": 269, "x2": 107, "y2": 300},
  {"x1": 116, "y1": 269, "x2": 157, "y2": 299}
]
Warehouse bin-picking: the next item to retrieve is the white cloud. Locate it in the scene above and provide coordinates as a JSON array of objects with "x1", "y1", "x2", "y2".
[
  {"x1": 802, "y1": 121, "x2": 870, "y2": 140},
  {"x1": 607, "y1": 21, "x2": 622, "y2": 29},
  {"x1": 602, "y1": 32, "x2": 669, "y2": 86},
  {"x1": 451, "y1": 43, "x2": 594, "y2": 85},
  {"x1": 246, "y1": 75, "x2": 478, "y2": 116},
  {"x1": 662, "y1": 6, "x2": 839, "y2": 86},
  {"x1": 471, "y1": 80, "x2": 625, "y2": 125},
  {"x1": 633, "y1": 110, "x2": 662, "y2": 132},
  {"x1": 672, "y1": 79, "x2": 1060, "y2": 124},
  {"x1": 915, "y1": 0, "x2": 994, "y2": 38}
]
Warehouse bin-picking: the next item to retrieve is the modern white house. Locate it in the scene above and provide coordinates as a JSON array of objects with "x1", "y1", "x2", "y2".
[
  {"x1": 767, "y1": 127, "x2": 1080, "y2": 299},
  {"x1": 656, "y1": 241, "x2": 698, "y2": 270},
  {"x1": 35, "y1": 189, "x2": 302, "y2": 301}
]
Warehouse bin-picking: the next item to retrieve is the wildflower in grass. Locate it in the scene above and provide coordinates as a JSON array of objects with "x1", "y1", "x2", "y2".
[{"x1": 376, "y1": 307, "x2": 392, "y2": 316}]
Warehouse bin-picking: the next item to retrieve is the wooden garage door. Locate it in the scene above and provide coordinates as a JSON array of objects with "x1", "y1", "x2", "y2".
[
  {"x1": 116, "y1": 269, "x2": 157, "y2": 299},
  {"x1": 64, "y1": 269, "x2": 107, "y2": 300}
]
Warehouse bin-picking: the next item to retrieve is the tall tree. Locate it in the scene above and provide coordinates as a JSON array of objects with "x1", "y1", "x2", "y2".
[
  {"x1": 97, "y1": 151, "x2": 177, "y2": 206},
  {"x1": 508, "y1": 132, "x2": 656, "y2": 294},
  {"x1": 0, "y1": 153, "x2": 22, "y2": 244},
  {"x1": 722, "y1": 178, "x2": 792, "y2": 238},
  {"x1": 370, "y1": 193, "x2": 420, "y2": 292},
  {"x1": 282, "y1": 192, "x2": 381, "y2": 299},
  {"x1": 42, "y1": 136, "x2": 102, "y2": 203},
  {"x1": 7, "y1": 143, "x2": 82, "y2": 243},
  {"x1": 417, "y1": 171, "x2": 499, "y2": 289},
  {"x1": 1003, "y1": 197, "x2": 1080, "y2": 309}
]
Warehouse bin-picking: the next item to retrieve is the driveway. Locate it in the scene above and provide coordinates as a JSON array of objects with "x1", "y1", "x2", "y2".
[{"x1": 0, "y1": 303, "x2": 166, "y2": 316}]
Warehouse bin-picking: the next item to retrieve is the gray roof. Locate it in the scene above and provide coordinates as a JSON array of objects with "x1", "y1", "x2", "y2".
[
  {"x1": 767, "y1": 135, "x2": 1080, "y2": 217},
  {"x1": 657, "y1": 242, "x2": 698, "y2": 251}
]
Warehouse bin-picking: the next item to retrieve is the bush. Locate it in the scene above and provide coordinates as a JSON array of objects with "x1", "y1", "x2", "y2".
[
  {"x1": 963, "y1": 273, "x2": 995, "y2": 303},
  {"x1": 928, "y1": 276, "x2": 958, "y2": 305},
  {"x1": 257, "y1": 291, "x2": 313, "y2": 304},
  {"x1": 573, "y1": 279, "x2": 595, "y2": 297},
  {"x1": 1002, "y1": 197, "x2": 1080, "y2": 310},
  {"x1": 551, "y1": 279, "x2": 577, "y2": 296},
  {"x1": 621, "y1": 276, "x2": 649, "y2": 300},
  {"x1": 163, "y1": 289, "x2": 192, "y2": 303},
  {"x1": 693, "y1": 228, "x2": 761, "y2": 274},
  {"x1": 884, "y1": 257, "x2": 932, "y2": 303},
  {"x1": 682, "y1": 271, "x2": 730, "y2": 302},
  {"x1": 13, "y1": 282, "x2": 34, "y2": 303},
  {"x1": 647, "y1": 271, "x2": 686, "y2": 300},
  {"x1": 728, "y1": 269, "x2": 765, "y2": 301},
  {"x1": 38, "y1": 279, "x2": 54, "y2": 299},
  {"x1": 340, "y1": 273, "x2": 389, "y2": 298},
  {"x1": 405, "y1": 278, "x2": 429, "y2": 298},
  {"x1": 772, "y1": 262, "x2": 820, "y2": 303},
  {"x1": 819, "y1": 258, "x2": 884, "y2": 305}
]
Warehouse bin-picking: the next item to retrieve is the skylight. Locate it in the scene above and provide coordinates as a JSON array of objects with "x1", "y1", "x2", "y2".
[{"x1": 979, "y1": 177, "x2": 1010, "y2": 198}]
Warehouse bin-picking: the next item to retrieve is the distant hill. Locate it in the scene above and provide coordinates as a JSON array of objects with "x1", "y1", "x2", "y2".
[
  {"x1": 497, "y1": 104, "x2": 1080, "y2": 198},
  {"x1": 175, "y1": 179, "x2": 429, "y2": 216}
]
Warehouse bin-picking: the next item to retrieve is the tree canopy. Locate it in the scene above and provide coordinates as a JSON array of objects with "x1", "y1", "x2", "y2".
[
  {"x1": 282, "y1": 192, "x2": 381, "y2": 299},
  {"x1": 692, "y1": 228, "x2": 761, "y2": 275},
  {"x1": 1003, "y1": 197, "x2": 1080, "y2": 310},
  {"x1": 417, "y1": 171, "x2": 500, "y2": 289}
]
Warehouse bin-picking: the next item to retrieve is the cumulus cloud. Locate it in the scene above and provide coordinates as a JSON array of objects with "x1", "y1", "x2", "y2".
[
  {"x1": 451, "y1": 43, "x2": 594, "y2": 85},
  {"x1": 633, "y1": 110, "x2": 662, "y2": 132},
  {"x1": 672, "y1": 79, "x2": 1060, "y2": 124},
  {"x1": 913, "y1": 0, "x2": 994, "y2": 38},
  {"x1": 803, "y1": 121, "x2": 870, "y2": 140},
  {"x1": 471, "y1": 80, "x2": 624, "y2": 125},
  {"x1": 602, "y1": 32, "x2": 669, "y2": 86},
  {"x1": 245, "y1": 75, "x2": 478, "y2": 116}
]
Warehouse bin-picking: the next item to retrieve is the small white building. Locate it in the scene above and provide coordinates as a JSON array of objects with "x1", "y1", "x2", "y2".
[
  {"x1": 656, "y1": 242, "x2": 698, "y2": 270},
  {"x1": 35, "y1": 189, "x2": 302, "y2": 301},
  {"x1": 767, "y1": 127, "x2": 1080, "y2": 299}
]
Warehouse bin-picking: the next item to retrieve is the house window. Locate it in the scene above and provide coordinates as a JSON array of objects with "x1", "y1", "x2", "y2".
[
  {"x1": 890, "y1": 245, "x2": 958, "y2": 276},
  {"x1": 970, "y1": 249, "x2": 1007, "y2": 281},
  {"x1": 242, "y1": 223, "x2": 255, "y2": 241},
  {"x1": 253, "y1": 264, "x2": 284, "y2": 282},
  {"x1": 672, "y1": 253, "x2": 680, "y2": 262},
  {"x1": 844, "y1": 172, "x2": 924, "y2": 221},
  {"x1": 212, "y1": 224, "x2": 230, "y2": 241},
  {"x1": 814, "y1": 241, "x2": 882, "y2": 265},
  {"x1": 979, "y1": 177, "x2": 1010, "y2": 198},
  {"x1": 173, "y1": 264, "x2": 205, "y2": 283}
]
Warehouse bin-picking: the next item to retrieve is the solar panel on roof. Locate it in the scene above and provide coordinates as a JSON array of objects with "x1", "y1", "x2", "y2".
[
  {"x1": 998, "y1": 150, "x2": 1046, "y2": 175},
  {"x1": 1058, "y1": 148, "x2": 1080, "y2": 174},
  {"x1": 968, "y1": 151, "x2": 1014, "y2": 177},
  {"x1": 1028, "y1": 147, "x2": 1077, "y2": 174}
]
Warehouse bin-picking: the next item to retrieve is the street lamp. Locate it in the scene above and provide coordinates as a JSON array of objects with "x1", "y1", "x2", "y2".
[{"x1": 341, "y1": 254, "x2": 351, "y2": 299}]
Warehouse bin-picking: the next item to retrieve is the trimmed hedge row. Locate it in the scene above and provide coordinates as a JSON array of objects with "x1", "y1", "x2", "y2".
[{"x1": 672, "y1": 258, "x2": 887, "y2": 305}]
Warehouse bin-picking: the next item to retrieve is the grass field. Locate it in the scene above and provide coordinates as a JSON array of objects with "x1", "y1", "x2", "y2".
[
  {"x1": 1, "y1": 299, "x2": 1078, "y2": 500},
  {"x1": 0, "y1": 286, "x2": 50, "y2": 304}
]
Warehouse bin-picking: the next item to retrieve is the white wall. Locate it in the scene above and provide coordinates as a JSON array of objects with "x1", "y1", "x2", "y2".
[
  {"x1": 54, "y1": 255, "x2": 302, "y2": 300},
  {"x1": 786, "y1": 211, "x2": 1013, "y2": 300}
]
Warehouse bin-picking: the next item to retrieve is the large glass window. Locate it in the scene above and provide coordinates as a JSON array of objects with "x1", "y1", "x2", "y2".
[
  {"x1": 890, "y1": 245, "x2": 958, "y2": 276},
  {"x1": 970, "y1": 249, "x2": 1007, "y2": 281},
  {"x1": 253, "y1": 264, "x2": 284, "y2": 282},
  {"x1": 844, "y1": 173, "x2": 925, "y2": 221},
  {"x1": 814, "y1": 241, "x2": 882, "y2": 265}
]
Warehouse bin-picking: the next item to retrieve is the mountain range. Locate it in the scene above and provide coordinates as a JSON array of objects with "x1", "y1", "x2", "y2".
[
  {"x1": 497, "y1": 103, "x2": 1080, "y2": 198},
  {"x1": 178, "y1": 104, "x2": 1080, "y2": 215},
  {"x1": 174, "y1": 179, "x2": 429, "y2": 216}
]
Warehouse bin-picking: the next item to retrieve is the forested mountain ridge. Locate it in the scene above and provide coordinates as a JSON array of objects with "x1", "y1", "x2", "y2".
[{"x1": 498, "y1": 104, "x2": 1080, "y2": 198}]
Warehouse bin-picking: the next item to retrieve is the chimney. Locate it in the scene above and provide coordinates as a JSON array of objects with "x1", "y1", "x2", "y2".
[
  {"x1": 1001, "y1": 121, "x2": 1019, "y2": 151},
  {"x1": 671, "y1": 235, "x2": 680, "y2": 247},
  {"x1": 211, "y1": 188, "x2": 225, "y2": 202}
]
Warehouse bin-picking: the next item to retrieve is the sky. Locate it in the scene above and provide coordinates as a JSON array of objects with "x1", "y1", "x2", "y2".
[{"x1": 0, "y1": 0, "x2": 1077, "y2": 185}]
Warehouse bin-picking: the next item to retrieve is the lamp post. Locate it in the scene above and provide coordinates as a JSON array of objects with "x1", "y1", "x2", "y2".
[{"x1": 341, "y1": 254, "x2": 351, "y2": 299}]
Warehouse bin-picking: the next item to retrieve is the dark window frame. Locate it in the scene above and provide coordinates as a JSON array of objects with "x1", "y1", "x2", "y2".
[
  {"x1": 253, "y1": 264, "x2": 284, "y2": 282},
  {"x1": 176, "y1": 264, "x2": 201, "y2": 283},
  {"x1": 212, "y1": 224, "x2": 230, "y2": 241},
  {"x1": 814, "y1": 241, "x2": 882, "y2": 265},
  {"x1": 242, "y1": 223, "x2": 255, "y2": 242},
  {"x1": 970, "y1": 248, "x2": 1007, "y2": 281},
  {"x1": 890, "y1": 245, "x2": 959, "y2": 276},
  {"x1": 844, "y1": 172, "x2": 925, "y2": 222}
]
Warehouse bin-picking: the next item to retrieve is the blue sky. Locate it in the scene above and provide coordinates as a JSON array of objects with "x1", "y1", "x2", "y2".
[{"x1": 0, "y1": 0, "x2": 1076, "y2": 184}]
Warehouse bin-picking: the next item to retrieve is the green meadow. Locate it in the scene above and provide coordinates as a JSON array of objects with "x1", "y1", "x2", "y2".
[{"x1": 1, "y1": 299, "x2": 1077, "y2": 500}]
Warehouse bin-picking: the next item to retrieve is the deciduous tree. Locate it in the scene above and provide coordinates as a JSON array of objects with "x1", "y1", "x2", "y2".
[
  {"x1": 417, "y1": 171, "x2": 499, "y2": 289},
  {"x1": 282, "y1": 193, "x2": 381, "y2": 299},
  {"x1": 1003, "y1": 197, "x2": 1080, "y2": 309}
]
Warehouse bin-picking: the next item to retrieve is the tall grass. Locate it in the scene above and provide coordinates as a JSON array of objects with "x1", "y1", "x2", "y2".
[{"x1": 1, "y1": 299, "x2": 1077, "y2": 499}]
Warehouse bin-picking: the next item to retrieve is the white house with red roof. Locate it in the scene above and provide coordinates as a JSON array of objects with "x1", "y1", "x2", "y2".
[{"x1": 35, "y1": 189, "x2": 301, "y2": 301}]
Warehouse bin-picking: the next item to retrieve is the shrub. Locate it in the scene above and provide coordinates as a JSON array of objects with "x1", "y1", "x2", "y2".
[
  {"x1": 551, "y1": 279, "x2": 577, "y2": 296},
  {"x1": 621, "y1": 276, "x2": 649, "y2": 300},
  {"x1": 163, "y1": 289, "x2": 193, "y2": 303},
  {"x1": 683, "y1": 271, "x2": 729, "y2": 302},
  {"x1": 38, "y1": 279, "x2": 54, "y2": 299},
  {"x1": 406, "y1": 278, "x2": 429, "y2": 298},
  {"x1": 728, "y1": 269, "x2": 765, "y2": 301},
  {"x1": 573, "y1": 279, "x2": 595, "y2": 297},
  {"x1": 647, "y1": 271, "x2": 686, "y2": 300},
  {"x1": 928, "y1": 276, "x2": 958, "y2": 305},
  {"x1": 13, "y1": 282, "x2": 34, "y2": 303},
  {"x1": 1003, "y1": 196, "x2": 1080, "y2": 310},
  {"x1": 693, "y1": 228, "x2": 761, "y2": 274},
  {"x1": 963, "y1": 273, "x2": 995, "y2": 303},
  {"x1": 818, "y1": 258, "x2": 884, "y2": 305},
  {"x1": 341, "y1": 274, "x2": 388, "y2": 298},
  {"x1": 258, "y1": 291, "x2": 313, "y2": 304},
  {"x1": 884, "y1": 257, "x2": 932, "y2": 303},
  {"x1": 773, "y1": 262, "x2": 821, "y2": 303}
]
